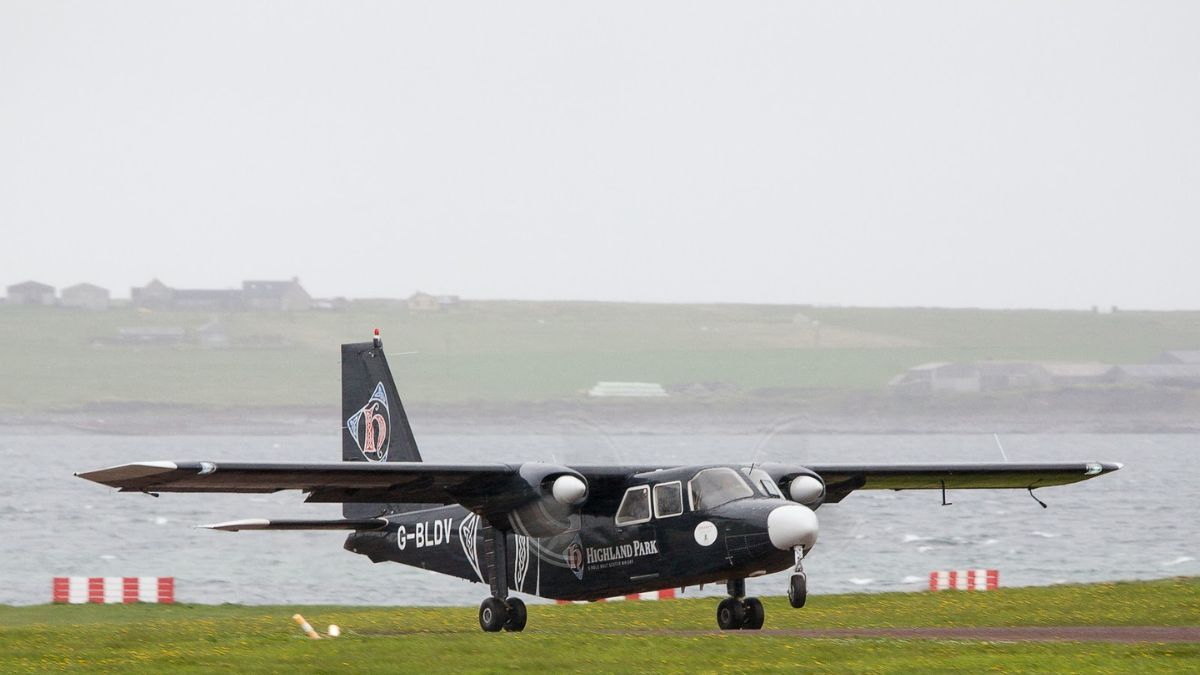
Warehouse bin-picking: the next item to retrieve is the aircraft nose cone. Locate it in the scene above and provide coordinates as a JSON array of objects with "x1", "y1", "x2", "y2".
[{"x1": 767, "y1": 503, "x2": 819, "y2": 551}]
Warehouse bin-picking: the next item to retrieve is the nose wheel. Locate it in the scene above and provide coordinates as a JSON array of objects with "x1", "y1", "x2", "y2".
[
  {"x1": 716, "y1": 579, "x2": 766, "y2": 630},
  {"x1": 788, "y1": 545, "x2": 808, "y2": 608}
]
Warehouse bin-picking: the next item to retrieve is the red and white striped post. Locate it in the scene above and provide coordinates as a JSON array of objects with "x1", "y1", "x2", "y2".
[
  {"x1": 52, "y1": 577, "x2": 175, "y2": 604},
  {"x1": 929, "y1": 569, "x2": 999, "y2": 591}
]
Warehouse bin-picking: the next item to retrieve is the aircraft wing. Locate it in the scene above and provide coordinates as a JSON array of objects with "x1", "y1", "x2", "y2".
[
  {"x1": 808, "y1": 462, "x2": 1122, "y2": 503},
  {"x1": 76, "y1": 461, "x2": 532, "y2": 515}
]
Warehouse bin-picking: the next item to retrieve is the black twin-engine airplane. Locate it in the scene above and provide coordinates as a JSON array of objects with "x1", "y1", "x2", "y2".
[{"x1": 79, "y1": 333, "x2": 1121, "y2": 632}]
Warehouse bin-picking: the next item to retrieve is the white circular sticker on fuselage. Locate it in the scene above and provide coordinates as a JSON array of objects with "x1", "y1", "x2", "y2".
[{"x1": 694, "y1": 521, "x2": 718, "y2": 546}]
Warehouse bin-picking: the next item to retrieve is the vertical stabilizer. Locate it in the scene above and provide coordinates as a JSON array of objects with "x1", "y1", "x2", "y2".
[{"x1": 341, "y1": 332, "x2": 424, "y2": 517}]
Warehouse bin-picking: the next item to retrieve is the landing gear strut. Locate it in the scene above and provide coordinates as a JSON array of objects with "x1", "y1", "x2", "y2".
[
  {"x1": 716, "y1": 578, "x2": 765, "y2": 630},
  {"x1": 788, "y1": 546, "x2": 808, "y2": 609},
  {"x1": 477, "y1": 522, "x2": 527, "y2": 632}
]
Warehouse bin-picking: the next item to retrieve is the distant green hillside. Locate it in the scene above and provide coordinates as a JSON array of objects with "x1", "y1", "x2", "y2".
[{"x1": 1, "y1": 302, "x2": 1198, "y2": 409}]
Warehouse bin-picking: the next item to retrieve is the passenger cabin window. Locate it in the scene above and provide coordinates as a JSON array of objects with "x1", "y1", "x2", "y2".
[
  {"x1": 688, "y1": 467, "x2": 755, "y2": 510},
  {"x1": 653, "y1": 481, "x2": 684, "y2": 518},
  {"x1": 615, "y1": 485, "x2": 651, "y2": 526},
  {"x1": 742, "y1": 467, "x2": 783, "y2": 498}
]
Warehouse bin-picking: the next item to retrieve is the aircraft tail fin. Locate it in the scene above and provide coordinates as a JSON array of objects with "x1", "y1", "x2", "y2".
[
  {"x1": 341, "y1": 331, "x2": 426, "y2": 517},
  {"x1": 341, "y1": 331, "x2": 421, "y2": 464}
]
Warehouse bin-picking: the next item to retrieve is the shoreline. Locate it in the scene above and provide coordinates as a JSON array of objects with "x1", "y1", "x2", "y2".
[{"x1": 9, "y1": 389, "x2": 1199, "y2": 435}]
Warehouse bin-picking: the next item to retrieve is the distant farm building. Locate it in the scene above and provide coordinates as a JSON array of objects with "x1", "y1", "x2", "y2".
[
  {"x1": 130, "y1": 279, "x2": 175, "y2": 309},
  {"x1": 61, "y1": 283, "x2": 110, "y2": 310},
  {"x1": 408, "y1": 292, "x2": 439, "y2": 311},
  {"x1": 587, "y1": 382, "x2": 668, "y2": 398},
  {"x1": 1038, "y1": 362, "x2": 1113, "y2": 387},
  {"x1": 6, "y1": 280, "x2": 56, "y2": 306},
  {"x1": 131, "y1": 278, "x2": 310, "y2": 311},
  {"x1": 243, "y1": 279, "x2": 311, "y2": 311},
  {"x1": 1156, "y1": 351, "x2": 1200, "y2": 365},
  {"x1": 110, "y1": 326, "x2": 188, "y2": 346},
  {"x1": 1112, "y1": 364, "x2": 1200, "y2": 387},
  {"x1": 890, "y1": 362, "x2": 1051, "y2": 394},
  {"x1": 170, "y1": 289, "x2": 244, "y2": 311}
]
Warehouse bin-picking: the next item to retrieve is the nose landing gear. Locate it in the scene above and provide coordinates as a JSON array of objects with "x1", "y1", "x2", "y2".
[
  {"x1": 788, "y1": 546, "x2": 808, "y2": 608},
  {"x1": 716, "y1": 578, "x2": 765, "y2": 630}
]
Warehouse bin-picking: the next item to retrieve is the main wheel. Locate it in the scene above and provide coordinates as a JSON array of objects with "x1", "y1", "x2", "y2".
[
  {"x1": 504, "y1": 597, "x2": 527, "y2": 632},
  {"x1": 716, "y1": 597, "x2": 746, "y2": 630},
  {"x1": 742, "y1": 597, "x2": 765, "y2": 630},
  {"x1": 479, "y1": 597, "x2": 509, "y2": 632},
  {"x1": 788, "y1": 574, "x2": 807, "y2": 609}
]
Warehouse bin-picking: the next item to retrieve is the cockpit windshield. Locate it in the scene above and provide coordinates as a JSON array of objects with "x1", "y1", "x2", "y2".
[{"x1": 688, "y1": 467, "x2": 755, "y2": 510}]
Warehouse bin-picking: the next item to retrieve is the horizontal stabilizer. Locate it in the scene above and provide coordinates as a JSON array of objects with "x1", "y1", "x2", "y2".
[{"x1": 200, "y1": 518, "x2": 388, "y2": 532}]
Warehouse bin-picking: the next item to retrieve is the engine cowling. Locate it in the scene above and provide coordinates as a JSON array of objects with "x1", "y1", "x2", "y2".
[
  {"x1": 506, "y1": 463, "x2": 589, "y2": 537},
  {"x1": 758, "y1": 463, "x2": 826, "y2": 508}
]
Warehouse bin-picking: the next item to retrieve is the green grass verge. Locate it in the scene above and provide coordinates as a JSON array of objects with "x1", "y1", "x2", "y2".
[{"x1": 2, "y1": 579, "x2": 1196, "y2": 673}]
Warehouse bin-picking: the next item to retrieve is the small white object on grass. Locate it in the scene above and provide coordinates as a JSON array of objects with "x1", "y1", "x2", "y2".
[{"x1": 327, "y1": 624, "x2": 341, "y2": 637}]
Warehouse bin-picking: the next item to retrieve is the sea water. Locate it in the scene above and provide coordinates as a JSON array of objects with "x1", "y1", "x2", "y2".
[{"x1": 0, "y1": 432, "x2": 1194, "y2": 605}]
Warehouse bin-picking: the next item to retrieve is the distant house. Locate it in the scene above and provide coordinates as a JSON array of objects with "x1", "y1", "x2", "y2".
[
  {"x1": 407, "y1": 292, "x2": 439, "y2": 311},
  {"x1": 61, "y1": 283, "x2": 110, "y2": 310},
  {"x1": 6, "y1": 280, "x2": 56, "y2": 306},
  {"x1": 1156, "y1": 351, "x2": 1200, "y2": 365},
  {"x1": 243, "y1": 278, "x2": 311, "y2": 311},
  {"x1": 436, "y1": 295, "x2": 461, "y2": 309}
]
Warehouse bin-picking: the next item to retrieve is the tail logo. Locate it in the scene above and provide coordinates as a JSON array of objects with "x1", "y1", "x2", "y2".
[{"x1": 346, "y1": 382, "x2": 390, "y2": 462}]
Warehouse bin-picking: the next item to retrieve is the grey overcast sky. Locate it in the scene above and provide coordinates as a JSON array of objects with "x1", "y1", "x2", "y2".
[{"x1": 1, "y1": 1, "x2": 1197, "y2": 309}]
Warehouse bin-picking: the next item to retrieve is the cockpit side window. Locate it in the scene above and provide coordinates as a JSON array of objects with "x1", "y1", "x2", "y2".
[
  {"x1": 615, "y1": 485, "x2": 652, "y2": 526},
  {"x1": 653, "y1": 481, "x2": 684, "y2": 519},
  {"x1": 688, "y1": 467, "x2": 754, "y2": 511}
]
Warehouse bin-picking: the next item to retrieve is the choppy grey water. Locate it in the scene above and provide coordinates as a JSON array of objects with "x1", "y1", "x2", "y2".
[{"x1": 1, "y1": 431, "x2": 1195, "y2": 606}]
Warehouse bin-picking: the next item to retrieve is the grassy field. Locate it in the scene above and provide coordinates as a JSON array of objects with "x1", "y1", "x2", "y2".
[
  {"x1": 1, "y1": 578, "x2": 1197, "y2": 673},
  {"x1": 2, "y1": 576, "x2": 1200, "y2": 667},
  {"x1": 2, "y1": 301, "x2": 1199, "y2": 408}
]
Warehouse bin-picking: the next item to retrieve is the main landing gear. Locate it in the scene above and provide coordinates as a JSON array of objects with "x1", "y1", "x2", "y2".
[
  {"x1": 478, "y1": 522, "x2": 527, "y2": 632},
  {"x1": 478, "y1": 596, "x2": 527, "y2": 633},
  {"x1": 716, "y1": 578, "x2": 765, "y2": 630}
]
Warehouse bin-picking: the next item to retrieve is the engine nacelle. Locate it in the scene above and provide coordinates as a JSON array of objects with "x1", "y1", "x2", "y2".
[
  {"x1": 757, "y1": 463, "x2": 826, "y2": 508},
  {"x1": 506, "y1": 463, "x2": 589, "y2": 537}
]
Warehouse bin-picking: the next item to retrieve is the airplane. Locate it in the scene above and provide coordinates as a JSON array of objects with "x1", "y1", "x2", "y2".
[{"x1": 78, "y1": 331, "x2": 1122, "y2": 632}]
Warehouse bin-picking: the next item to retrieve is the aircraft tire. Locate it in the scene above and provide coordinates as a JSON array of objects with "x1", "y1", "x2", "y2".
[
  {"x1": 479, "y1": 597, "x2": 509, "y2": 632},
  {"x1": 788, "y1": 574, "x2": 807, "y2": 609},
  {"x1": 716, "y1": 598, "x2": 745, "y2": 630},
  {"x1": 504, "y1": 597, "x2": 527, "y2": 632},
  {"x1": 742, "y1": 597, "x2": 765, "y2": 630}
]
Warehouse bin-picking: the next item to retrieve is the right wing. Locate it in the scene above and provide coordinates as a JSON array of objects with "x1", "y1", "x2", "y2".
[{"x1": 77, "y1": 460, "x2": 526, "y2": 513}]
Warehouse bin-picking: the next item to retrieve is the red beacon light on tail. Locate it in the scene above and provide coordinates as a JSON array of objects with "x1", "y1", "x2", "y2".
[{"x1": 373, "y1": 328, "x2": 382, "y2": 348}]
